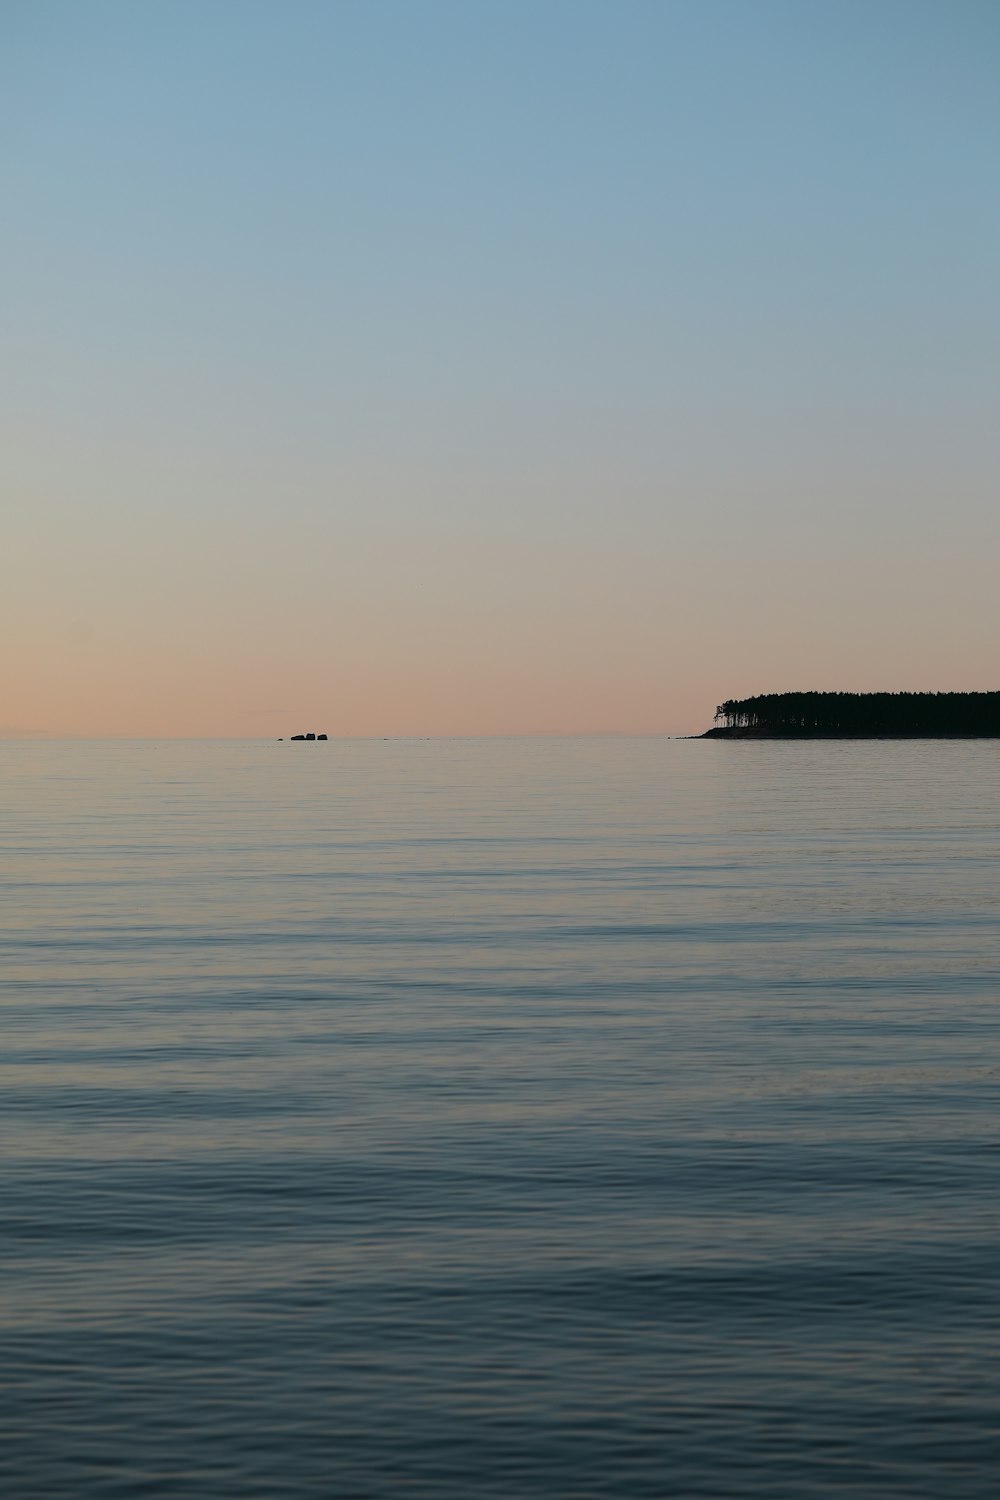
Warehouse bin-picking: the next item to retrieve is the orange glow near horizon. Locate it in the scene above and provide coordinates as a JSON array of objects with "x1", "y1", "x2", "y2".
[{"x1": 6, "y1": 520, "x2": 999, "y2": 739}]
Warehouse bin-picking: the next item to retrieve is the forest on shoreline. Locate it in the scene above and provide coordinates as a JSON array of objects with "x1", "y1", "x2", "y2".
[{"x1": 705, "y1": 692, "x2": 1000, "y2": 738}]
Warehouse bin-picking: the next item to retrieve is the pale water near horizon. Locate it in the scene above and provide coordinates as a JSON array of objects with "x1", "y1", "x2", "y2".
[{"x1": 4, "y1": 737, "x2": 1000, "y2": 1497}]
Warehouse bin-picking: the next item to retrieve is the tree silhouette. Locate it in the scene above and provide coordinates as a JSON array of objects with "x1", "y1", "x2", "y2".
[{"x1": 708, "y1": 692, "x2": 1000, "y2": 737}]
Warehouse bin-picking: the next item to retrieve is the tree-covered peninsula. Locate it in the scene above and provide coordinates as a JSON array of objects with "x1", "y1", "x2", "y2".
[{"x1": 703, "y1": 692, "x2": 1000, "y2": 738}]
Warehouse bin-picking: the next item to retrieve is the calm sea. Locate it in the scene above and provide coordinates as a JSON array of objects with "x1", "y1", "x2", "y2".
[{"x1": 4, "y1": 737, "x2": 1000, "y2": 1497}]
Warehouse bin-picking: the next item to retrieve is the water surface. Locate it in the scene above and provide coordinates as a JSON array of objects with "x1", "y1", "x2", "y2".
[{"x1": 3, "y1": 737, "x2": 1000, "y2": 1496}]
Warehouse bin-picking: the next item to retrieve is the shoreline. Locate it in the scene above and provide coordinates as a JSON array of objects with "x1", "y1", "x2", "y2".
[{"x1": 700, "y1": 727, "x2": 1000, "y2": 740}]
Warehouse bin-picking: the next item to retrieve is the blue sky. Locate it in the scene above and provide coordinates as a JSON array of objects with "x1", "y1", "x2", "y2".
[{"x1": 5, "y1": 1, "x2": 999, "y2": 734}]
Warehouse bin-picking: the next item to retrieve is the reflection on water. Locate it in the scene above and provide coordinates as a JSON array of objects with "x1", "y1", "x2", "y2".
[{"x1": 3, "y1": 737, "x2": 1000, "y2": 1496}]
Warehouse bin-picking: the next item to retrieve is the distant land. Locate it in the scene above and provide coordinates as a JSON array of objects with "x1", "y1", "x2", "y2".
[{"x1": 702, "y1": 692, "x2": 1000, "y2": 738}]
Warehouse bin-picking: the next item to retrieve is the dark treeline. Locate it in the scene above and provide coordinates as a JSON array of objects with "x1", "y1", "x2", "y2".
[{"x1": 710, "y1": 692, "x2": 1000, "y2": 737}]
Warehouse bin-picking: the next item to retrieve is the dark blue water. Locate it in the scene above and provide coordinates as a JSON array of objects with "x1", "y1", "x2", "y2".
[{"x1": 4, "y1": 737, "x2": 1000, "y2": 1497}]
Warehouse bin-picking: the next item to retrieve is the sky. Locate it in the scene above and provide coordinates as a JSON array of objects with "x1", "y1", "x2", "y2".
[{"x1": 4, "y1": 0, "x2": 999, "y2": 737}]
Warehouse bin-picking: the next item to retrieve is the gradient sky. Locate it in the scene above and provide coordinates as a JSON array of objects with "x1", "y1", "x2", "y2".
[{"x1": 5, "y1": 0, "x2": 999, "y2": 736}]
